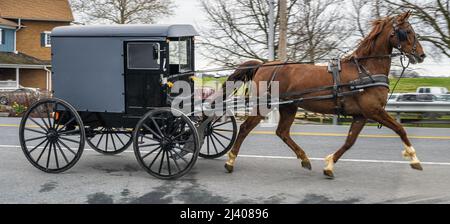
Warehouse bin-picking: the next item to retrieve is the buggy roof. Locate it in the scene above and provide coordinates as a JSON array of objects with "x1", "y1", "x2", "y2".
[{"x1": 52, "y1": 24, "x2": 199, "y2": 38}]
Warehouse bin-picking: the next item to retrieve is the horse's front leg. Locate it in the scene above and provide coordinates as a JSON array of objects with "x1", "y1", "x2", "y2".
[
  {"x1": 323, "y1": 116, "x2": 367, "y2": 178},
  {"x1": 368, "y1": 110, "x2": 423, "y2": 170},
  {"x1": 225, "y1": 115, "x2": 263, "y2": 173}
]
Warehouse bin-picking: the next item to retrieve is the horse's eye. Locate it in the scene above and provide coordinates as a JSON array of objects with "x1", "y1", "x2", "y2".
[{"x1": 406, "y1": 30, "x2": 412, "y2": 34}]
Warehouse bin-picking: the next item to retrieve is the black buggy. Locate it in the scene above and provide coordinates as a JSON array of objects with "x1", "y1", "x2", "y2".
[{"x1": 19, "y1": 25, "x2": 238, "y2": 179}]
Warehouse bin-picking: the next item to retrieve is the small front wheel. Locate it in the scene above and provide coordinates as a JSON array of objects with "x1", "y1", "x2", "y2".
[
  {"x1": 133, "y1": 108, "x2": 200, "y2": 179},
  {"x1": 19, "y1": 98, "x2": 85, "y2": 173}
]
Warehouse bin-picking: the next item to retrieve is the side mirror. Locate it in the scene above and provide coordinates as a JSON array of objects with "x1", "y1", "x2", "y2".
[{"x1": 153, "y1": 44, "x2": 159, "y2": 61}]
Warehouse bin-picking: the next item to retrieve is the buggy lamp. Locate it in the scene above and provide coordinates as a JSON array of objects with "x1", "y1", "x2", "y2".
[{"x1": 167, "y1": 81, "x2": 174, "y2": 88}]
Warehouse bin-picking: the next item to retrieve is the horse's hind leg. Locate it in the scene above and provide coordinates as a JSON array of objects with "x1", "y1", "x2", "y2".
[
  {"x1": 323, "y1": 116, "x2": 367, "y2": 178},
  {"x1": 368, "y1": 110, "x2": 423, "y2": 170},
  {"x1": 276, "y1": 105, "x2": 311, "y2": 170},
  {"x1": 225, "y1": 115, "x2": 263, "y2": 173}
]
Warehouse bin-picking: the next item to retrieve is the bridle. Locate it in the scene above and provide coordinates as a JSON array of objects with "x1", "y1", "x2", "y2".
[{"x1": 392, "y1": 18, "x2": 418, "y2": 59}]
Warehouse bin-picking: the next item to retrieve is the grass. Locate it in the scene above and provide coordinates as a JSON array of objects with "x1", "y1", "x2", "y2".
[{"x1": 389, "y1": 77, "x2": 450, "y2": 93}]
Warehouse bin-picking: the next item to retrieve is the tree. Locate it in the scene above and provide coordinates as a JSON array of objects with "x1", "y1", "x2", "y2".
[
  {"x1": 200, "y1": 0, "x2": 349, "y2": 66},
  {"x1": 385, "y1": 0, "x2": 450, "y2": 58},
  {"x1": 70, "y1": 0, "x2": 174, "y2": 24}
]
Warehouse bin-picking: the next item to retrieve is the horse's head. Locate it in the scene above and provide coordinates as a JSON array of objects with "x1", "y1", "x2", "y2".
[{"x1": 389, "y1": 11, "x2": 426, "y2": 64}]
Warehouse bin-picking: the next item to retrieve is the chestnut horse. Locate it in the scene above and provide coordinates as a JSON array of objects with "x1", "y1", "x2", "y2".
[{"x1": 223, "y1": 12, "x2": 426, "y2": 178}]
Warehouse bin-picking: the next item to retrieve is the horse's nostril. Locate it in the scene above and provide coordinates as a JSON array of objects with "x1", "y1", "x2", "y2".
[{"x1": 420, "y1": 54, "x2": 426, "y2": 59}]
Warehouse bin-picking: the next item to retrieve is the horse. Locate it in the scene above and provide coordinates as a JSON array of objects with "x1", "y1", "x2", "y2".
[{"x1": 222, "y1": 11, "x2": 426, "y2": 178}]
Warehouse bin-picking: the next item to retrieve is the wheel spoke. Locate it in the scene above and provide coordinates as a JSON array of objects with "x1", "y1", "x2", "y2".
[
  {"x1": 142, "y1": 135, "x2": 160, "y2": 142},
  {"x1": 60, "y1": 136, "x2": 80, "y2": 144},
  {"x1": 28, "y1": 138, "x2": 48, "y2": 154},
  {"x1": 148, "y1": 149, "x2": 163, "y2": 169},
  {"x1": 166, "y1": 151, "x2": 171, "y2": 176},
  {"x1": 213, "y1": 128, "x2": 234, "y2": 132},
  {"x1": 46, "y1": 143, "x2": 52, "y2": 169},
  {"x1": 45, "y1": 103, "x2": 53, "y2": 129},
  {"x1": 207, "y1": 135, "x2": 211, "y2": 155},
  {"x1": 158, "y1": 149, "x2": 166, "y2": 174},
  {"x1": 174, "y1": 145, "x2": 194, "y2": 154},
  {"x1": 36, "y1": 141, "x2": 50, "y2": 163},
  {"x1": 29, "y1": 117, "x2": 48, "y2": 132},
  {"x1": 110, "y1": 133, "x2": 117, "y2": 151},
  {"x1": 105, "y1": 132, "x2": 109, "y2": 151},
  {"x1": 213, "y1": 131, "x2": 231, "y2": 141},
  {"x1": 172, "y1": 148, "x2": 189, "y2": 164},
  {"x1": 113, "y1": 132, "x2": 126, "y2": 146},
  {"x1": 58, "y1": 116, "x2": 76, "y2": 132},
  {"x1": 54, "y1": 109, "x2": 66, "y2": 130},
  {"x1": 211, "y1": 133, "x2": 227, "y2": 149},
  {"x1": 53, "y1": 143, "x2": 60, "y2": 169},
  {"x1": 151, "y1": 118, "x2": 165, "y2": 138},
  {"x1": 25, "y1": 135, "x2": 47, "y2": 142},
  {"x1": 25, "y1": 127, "x2": 47, "y2": 135},
  {"x1": 142, "y1": 146, "x2": 161, "y2": 159},
  {"x1": 143, "y1": 123, "x2": 162, "y2": 139},
  {"x1": 140, "y1": 143, "x2": 161, "y2": 148},
  {"x1": 59, "y1": 129, "x2": 80, "y2": 135},
  {"x1": 210, "y1": 135, "x2": 219, "y2": 154},
  {"x1": 55, "y1": 141, "x2": 69, "y2": 164},
  {"x1": 57, "y1": 139, "x2": 77, "y2": 155},
  {"x1": 213, "y1": 120, "x2": 232, "y2": 128},
  {"x1": 95, "y1": 133, "x2": 105, "y2": 148},
  {"x1": 168, "y1": 150, "x2": 181, "y2": 172}
]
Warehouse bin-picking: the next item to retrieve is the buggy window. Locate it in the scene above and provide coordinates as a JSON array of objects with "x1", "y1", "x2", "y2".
[
  {"x1": 169, "y1": 37, "x2": 192, "y2": 72},
  {"x1": 127, "y1": 43, "x2": 160, "y2": 70}
]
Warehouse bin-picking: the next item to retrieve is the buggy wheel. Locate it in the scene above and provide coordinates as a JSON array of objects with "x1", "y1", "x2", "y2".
[
  {"x1": 198, "y1": 114, "x2": 238, "y2": 159},
  {"x1": 19, "y1": 98, "x2": 85, "y2": 173},
  {"x1": 133, "y1": 108, "x2": 200, "y2": 179},
  {"x1": 87, "y1": 127, "x2": 132, "y2": 155}
]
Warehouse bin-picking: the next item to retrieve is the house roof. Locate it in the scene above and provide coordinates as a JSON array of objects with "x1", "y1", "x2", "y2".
[
  {"x1": 52, "y1": 24, "x2": 200, "y2": 38},
  {"x1": 0, "y1": 52, "x2": 51, "y2": 66},
  {"x1": 0, "y1": 18, "x2": 18, "y2": 28},
  {"x1": 0, "y1": 0, "x2": 74, "y2": 22}
]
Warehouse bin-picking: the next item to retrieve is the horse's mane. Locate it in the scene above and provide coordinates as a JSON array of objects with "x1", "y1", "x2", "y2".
[{"x1": 343, "y1": 17, "x2": 392, "y2": 61}]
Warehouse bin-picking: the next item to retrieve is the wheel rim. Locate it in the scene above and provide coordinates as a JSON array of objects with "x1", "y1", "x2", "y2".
[
  {"x1": 134, "y1": 109, "x2": 199, "y2": 179},
  {"x1": 87, "y1": 127, "x2": 132, "y2": 155},
  {"x1": 199, "y1": 114, "x2": 237, "y2": 159},
  {"x1": 19, "y1": 99, "x2": 85, "y2": 173}
]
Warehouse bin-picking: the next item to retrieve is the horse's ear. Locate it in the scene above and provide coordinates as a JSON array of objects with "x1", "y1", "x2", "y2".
[{"x1": 398, "y1": 11, "x2": 412, "y2": 23}]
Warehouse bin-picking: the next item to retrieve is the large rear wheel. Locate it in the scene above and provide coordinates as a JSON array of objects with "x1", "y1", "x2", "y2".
[{"x1": 19, "y1": 98, "x2": 85, "y2": 173}]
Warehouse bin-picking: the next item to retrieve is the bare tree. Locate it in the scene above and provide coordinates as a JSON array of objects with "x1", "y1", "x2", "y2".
[
  {"x1": 200, "y1": 0, "x2": 348, "y2": 66},
  {"x1": 289, "y1": 0, "x2": 351, "y2": 63},
  {"x1": 385, "y1": 0, "x2": 450, "y2": 58},
  {"x1": 348, "y1": 0, "x2": 396, "y2": 38},
  {"x1": 70, "y1": 0, "x2": 174, "y2": 24}
]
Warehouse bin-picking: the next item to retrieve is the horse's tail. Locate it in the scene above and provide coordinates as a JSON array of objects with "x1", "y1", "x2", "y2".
[{"x1": 222, "y1": 60, "x2": 263, "y2": 95}]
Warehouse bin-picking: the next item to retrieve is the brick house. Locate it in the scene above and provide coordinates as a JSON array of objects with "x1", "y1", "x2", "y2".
[{"x1": 0, "y1": 0, "x2": 73, "y2": 91}]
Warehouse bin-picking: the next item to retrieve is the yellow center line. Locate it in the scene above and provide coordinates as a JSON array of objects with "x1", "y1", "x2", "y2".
[{"x1": 250, "y1": 131, "x2": 450, "y2": 140}]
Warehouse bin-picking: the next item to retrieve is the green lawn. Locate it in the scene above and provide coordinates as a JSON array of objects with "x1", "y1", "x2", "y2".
[
  {"x1": 198, "y1": 76, "x2": 450, "y2": 94},
  {"x1": 389, "y1": 77, "x2": 450, "y2": 93}
]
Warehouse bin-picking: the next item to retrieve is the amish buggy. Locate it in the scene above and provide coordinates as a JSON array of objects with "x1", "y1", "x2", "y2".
[
  {"x1": 19, "y1": 25, "x2": 238, "y2": 179},
  {"x1": 19, "y1": 12, "x2": 426, "y2": 179}
]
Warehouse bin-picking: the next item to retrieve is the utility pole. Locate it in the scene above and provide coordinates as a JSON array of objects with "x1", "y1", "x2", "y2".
[
  {"x1": 278, "y1": 0, "x2": 288, "y2": 62},
  {"x1": 268, "y1": 0, "x2": 275, "y2": 61}
]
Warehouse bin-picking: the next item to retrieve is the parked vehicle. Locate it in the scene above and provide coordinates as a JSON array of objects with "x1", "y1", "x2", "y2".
[
  {"x1": 436, "y1": 94, "x2": 450, "y2": 102},
  {"x1": 397, "y1": 93, "x2": 437, "y2": 102},
  {"x1": 416, "y1": 87, "x2": 449, "y2": 95}
]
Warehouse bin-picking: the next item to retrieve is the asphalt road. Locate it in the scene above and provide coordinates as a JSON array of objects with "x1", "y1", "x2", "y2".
[{"x1": 1, "y1": 117, "x2": 450, "y2": 204}]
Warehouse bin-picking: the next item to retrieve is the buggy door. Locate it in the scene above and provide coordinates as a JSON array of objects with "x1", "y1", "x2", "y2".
[{"x1": 124, "y1": 41, "x2": 167, "y2": 115}]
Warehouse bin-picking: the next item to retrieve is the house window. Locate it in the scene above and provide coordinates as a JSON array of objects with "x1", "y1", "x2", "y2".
[
  {"x1": 41, "y1": 31, "x2": 51, "y2": 47},
  {"x1": 0, "y1": 68, "x2": 19, "y2": 89}
]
